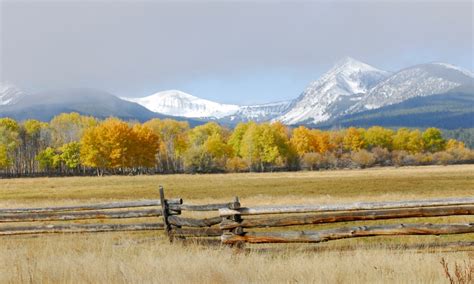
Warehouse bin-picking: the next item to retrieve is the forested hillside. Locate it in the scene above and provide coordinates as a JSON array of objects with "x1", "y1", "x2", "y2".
[
  {"x1": 317, "y1": 90, "x2": 474, "y2": 129},
  {"x1": 443, "y1": 128, "x2": 474, "y2": 149},
  {"x1": 0, "y1": 113, "x2": 472, "y2": 177}
]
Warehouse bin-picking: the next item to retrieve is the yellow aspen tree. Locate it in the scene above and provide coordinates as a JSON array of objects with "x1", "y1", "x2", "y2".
[
  {"x1": 131, "y1": 124, "x2": 160, "y2": 169},
  {"x1": 343, "y1": 127, "x2": 366, "y2": 152},
  {"x1": 290, "y1": 126, "x2": 316, "y2": 156},
  {"x1": 364, "y1": 126, "x2": 394, "y2": 150}
]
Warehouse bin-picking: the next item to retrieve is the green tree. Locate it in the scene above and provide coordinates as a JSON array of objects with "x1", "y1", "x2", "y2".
[
  {"x1": 422, "y1": 127, "x2": 446, "y2": 153},
  {"x1": 240, "y1": 122, "x2": 291, "y2": 171},
  {"x1": 228, "y1": 122, "x2": 251, "y2": 157},
  {"x1": 0, "y1": 118, "x2": 20, "y2": 171},
  {"x1": 364, "y1": 126, "x2": 394, "y2": 150},
  {"x1": 36, "y1": 147, "x2": 60, "y2": 172},
  {"x1": 393, "y1": 128, "x2": 424, "y2": 153},
  {"x1": 59, "y1": 142, "x2": 81, "y2": 169},
  {"x1": 185, "y1": 122, "x2": 231, "y2": 172}
]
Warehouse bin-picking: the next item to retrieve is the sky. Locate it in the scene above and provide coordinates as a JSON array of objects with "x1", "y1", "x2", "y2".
[{"x1": 0, "y1": 0, "x2": 472, "y2": 105}]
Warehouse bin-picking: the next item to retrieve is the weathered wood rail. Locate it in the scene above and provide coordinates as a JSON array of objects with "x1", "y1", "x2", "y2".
[
  {"x1": 219, "y1": 197, "x2": 474, "y2": 245},
  {"x1": 221, "y1": 223, "x2": 474, "y2": 244},
  {"x1": 0, "y1": 199, "x2": 183, "y2": 214},
  {"x1": 1, "y1": 189, "x2": 473, "y2": 247},
  {"x1": 0, "y1": 186, "x2": 233, "y2": 241}
]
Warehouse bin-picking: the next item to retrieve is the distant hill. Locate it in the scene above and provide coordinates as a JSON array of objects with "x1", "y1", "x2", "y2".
[
  {"x1": 0, "y1": 88, "x2": 201, "y2": 125},
  {"x1": 316, "y1": 87, "x2": 474, "y2": 129}
]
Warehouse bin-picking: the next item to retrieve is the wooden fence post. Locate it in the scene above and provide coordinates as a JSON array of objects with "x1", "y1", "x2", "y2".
[
  {"x1": 159, "y1": 185, "x2": 173, "y2": 242},
  {"x1": 221, "y1": 196, "x2": 245, "y2": 249}
]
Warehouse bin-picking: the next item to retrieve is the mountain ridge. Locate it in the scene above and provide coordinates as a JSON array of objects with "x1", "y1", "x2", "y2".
[
  {"x1": 2, "y1": 57, "x2": 472, "y2": 128},
  {"x1": 348, "y1": 62, "x2": 474, "y2": 114},
  {"x1": 276, "y1": 57, "x2": 390, "y2": 125}
]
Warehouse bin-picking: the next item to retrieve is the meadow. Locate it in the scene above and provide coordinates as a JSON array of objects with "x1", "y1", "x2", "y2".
[{"x1": 0, "y1": 165, "x2": 473, "y2": 283}]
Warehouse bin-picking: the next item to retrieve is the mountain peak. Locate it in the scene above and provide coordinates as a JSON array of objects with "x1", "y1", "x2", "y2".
[
  {"x1": 334, "y1": 56, "x2": 362, "y2": 66},
  {"x1": 153, "y1": 90, "x2": 196, "y2": 99},
  {"x1": 124, "y1": 90, "x2": 240, "y2": 119},
  {"x1": 276, "y1": 58, "x2": 390, "y2": 125},
  {"x1": 330, "y1": 57, "x2": 385, "y2": 75},
  {"x1": 0, "y1": 83, "x2": 25, "y2": 106}
]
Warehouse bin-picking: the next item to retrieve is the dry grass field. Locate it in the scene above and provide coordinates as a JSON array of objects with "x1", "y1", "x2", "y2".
[{"x1": 0, "y1": 165, "x2": 473, "y2": 283}]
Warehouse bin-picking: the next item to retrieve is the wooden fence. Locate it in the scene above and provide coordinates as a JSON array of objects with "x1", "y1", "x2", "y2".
[
  {"x1": 0, "y1": 186, "x2": 233, "y2": 242},
  {"x1": 219, "y1": 197, "x2": 474, "y2": 244},
  {"x1": 1, "y1": 187, "x2": 473, "y2": 246}
]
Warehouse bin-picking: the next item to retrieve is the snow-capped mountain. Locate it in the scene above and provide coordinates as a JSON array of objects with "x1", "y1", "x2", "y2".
[
  {"x1": 4, "y1": 57, "x2": 470, "y2": 128},
  {"x1": 119, "y1": 58, "x2": 472, "y2": 126},
  {"x1": 125, "y1": 90, "x2": 293, "y2": 122},
  {"x1": 0, "y1": 83, "x2": 25, "y2": 106},
  {"x1": 222, "y1": 100, "x2": 293, "y2": 123},
  {"x1": 348, "y1": 62, "x2": 474, "y2": 113},
  {"x1": 276, "y1": 57, "x2": 390, "y2": 125},
  {"x1": 124, "y1": 90, "x2": 240, "y2": 119}
]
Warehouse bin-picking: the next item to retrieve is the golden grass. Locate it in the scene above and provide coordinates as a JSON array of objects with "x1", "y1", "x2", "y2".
[
  {"x1": 1, "y1": 164, "x2": 473, "y2": 206},
  {"x1": 0, "y1": 165, "x2": 473, "y2": 283},
  {"x1": 0, "y1": 233, "x2": 472, "y2": 284}
]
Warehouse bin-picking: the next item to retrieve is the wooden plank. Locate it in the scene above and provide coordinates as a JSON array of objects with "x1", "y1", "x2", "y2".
[
  {"x1": 0, "y1": 223, "x2": 164, "y2": 236},
  {"x1": 171, "y1": 227, "x2": 223, "y2": 237},
  {"x1": 220, "y1": 205, "x2": 474, "y2": 229},
  {"x1": 0, "y1": 208, "x2": 172, "y2": 223},
  {"x1": 0, "y1": 199, "x2": 182, "y2": 214},
  {"x1": 221, "y1": 223, "x2": 474, "y2": 244},
  {"x1": 171, "y1": 202, "x2": 240, "y2": 212},
  {"x1": 168, "y1": 216, "x2": 222, "y2": 227},
  {"x1": 219, "y1": 197, "x2": 474, "y2": 216}
]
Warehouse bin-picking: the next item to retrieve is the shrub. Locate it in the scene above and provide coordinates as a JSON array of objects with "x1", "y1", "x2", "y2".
[
  {"x1": 225, "y1": 157, "x2": 248, "y2": 172},
  {"x1": 351, "y1": 150, "x2": 376, "y2": 168},
  {"x1": 447, "y1": 147, "x2": 474, "y2": 163},
  {"x1": 371, "y1": 147, "x2": 391, "y2": 166},
  {"x1": 432, "y1": 151, "x2": 454, "y2": 165},
  {"x1": 335, "y1": 153, "x2": 355, "y2": 168},
  {"x1": 392, "y1": 150, "x2": 417, "y2": 166},
  {"x1": 300, "y1": 153, "x2": 325, "y2": 170},
  {"x1": 413, "y1": 152, "x2": 433, "y2": 165}
]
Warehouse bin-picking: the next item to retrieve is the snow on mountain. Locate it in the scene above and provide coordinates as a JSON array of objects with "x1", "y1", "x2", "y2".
[
  {"x1": 432, "y1": 62, "x2": 474, "y2": 78},
  {"x1": 349, "y1": 62, "x2": 474, "y2": 113},
  {"x1": 222, "y1": 100, "x2": 293, "y2": 123},
  {"x1": 276, "y1": 57, "x2": 390, "y2": 125},
  {"x1": 0, "y1": 83, "x2": 25, "y2": 106},
  {"x1": 123, "y1": 90, "x2": 240, "y2": 119}
]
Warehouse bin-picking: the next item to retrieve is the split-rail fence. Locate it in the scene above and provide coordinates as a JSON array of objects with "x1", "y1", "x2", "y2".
[{"x1": 1, "y1": 187, "x2": 473, "y2": 246}]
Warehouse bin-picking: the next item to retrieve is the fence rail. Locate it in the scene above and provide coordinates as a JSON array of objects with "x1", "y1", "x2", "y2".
[
  {"x1": 221, "y1": 223, "x2": 474, "y2": 244},
  {"x1": 0, "y1": 199, "x2": 183, "y2": 214},
  {"x1": 219, "y1": 196, "x2": 474, "y2": 245},
  {"x1": 219, "y1": 205, "x2": 474, "y2": 229},
  {"x1": 218, "y1": 197, "x2": 474, "y2": 216},
  {"x1": 1, "y1": 188, "x2": 473, "y2": 248}
]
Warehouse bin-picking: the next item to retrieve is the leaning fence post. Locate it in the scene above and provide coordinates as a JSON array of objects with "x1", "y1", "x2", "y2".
[{"x1": 159, "y1": 185, "x2": 173, "y2": 242}]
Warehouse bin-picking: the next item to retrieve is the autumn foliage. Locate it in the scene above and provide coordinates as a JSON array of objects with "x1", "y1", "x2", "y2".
[{"x1": 0, "y1": 113, "x2": 472, "y2": 176}]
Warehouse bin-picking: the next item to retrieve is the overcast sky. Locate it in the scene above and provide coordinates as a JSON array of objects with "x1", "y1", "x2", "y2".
[{"x1": 1, "y1": 0, "x2": 472, "y2": 104}]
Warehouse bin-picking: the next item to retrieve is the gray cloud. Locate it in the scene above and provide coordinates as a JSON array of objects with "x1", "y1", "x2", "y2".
[{"x1": 1, "y1": 0, "x2": 472, "y2": 99}]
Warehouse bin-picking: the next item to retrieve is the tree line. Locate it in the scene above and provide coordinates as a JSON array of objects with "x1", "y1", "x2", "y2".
[{"x1": 0, "y1": 113, "x2": 472, "y2": 177}]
